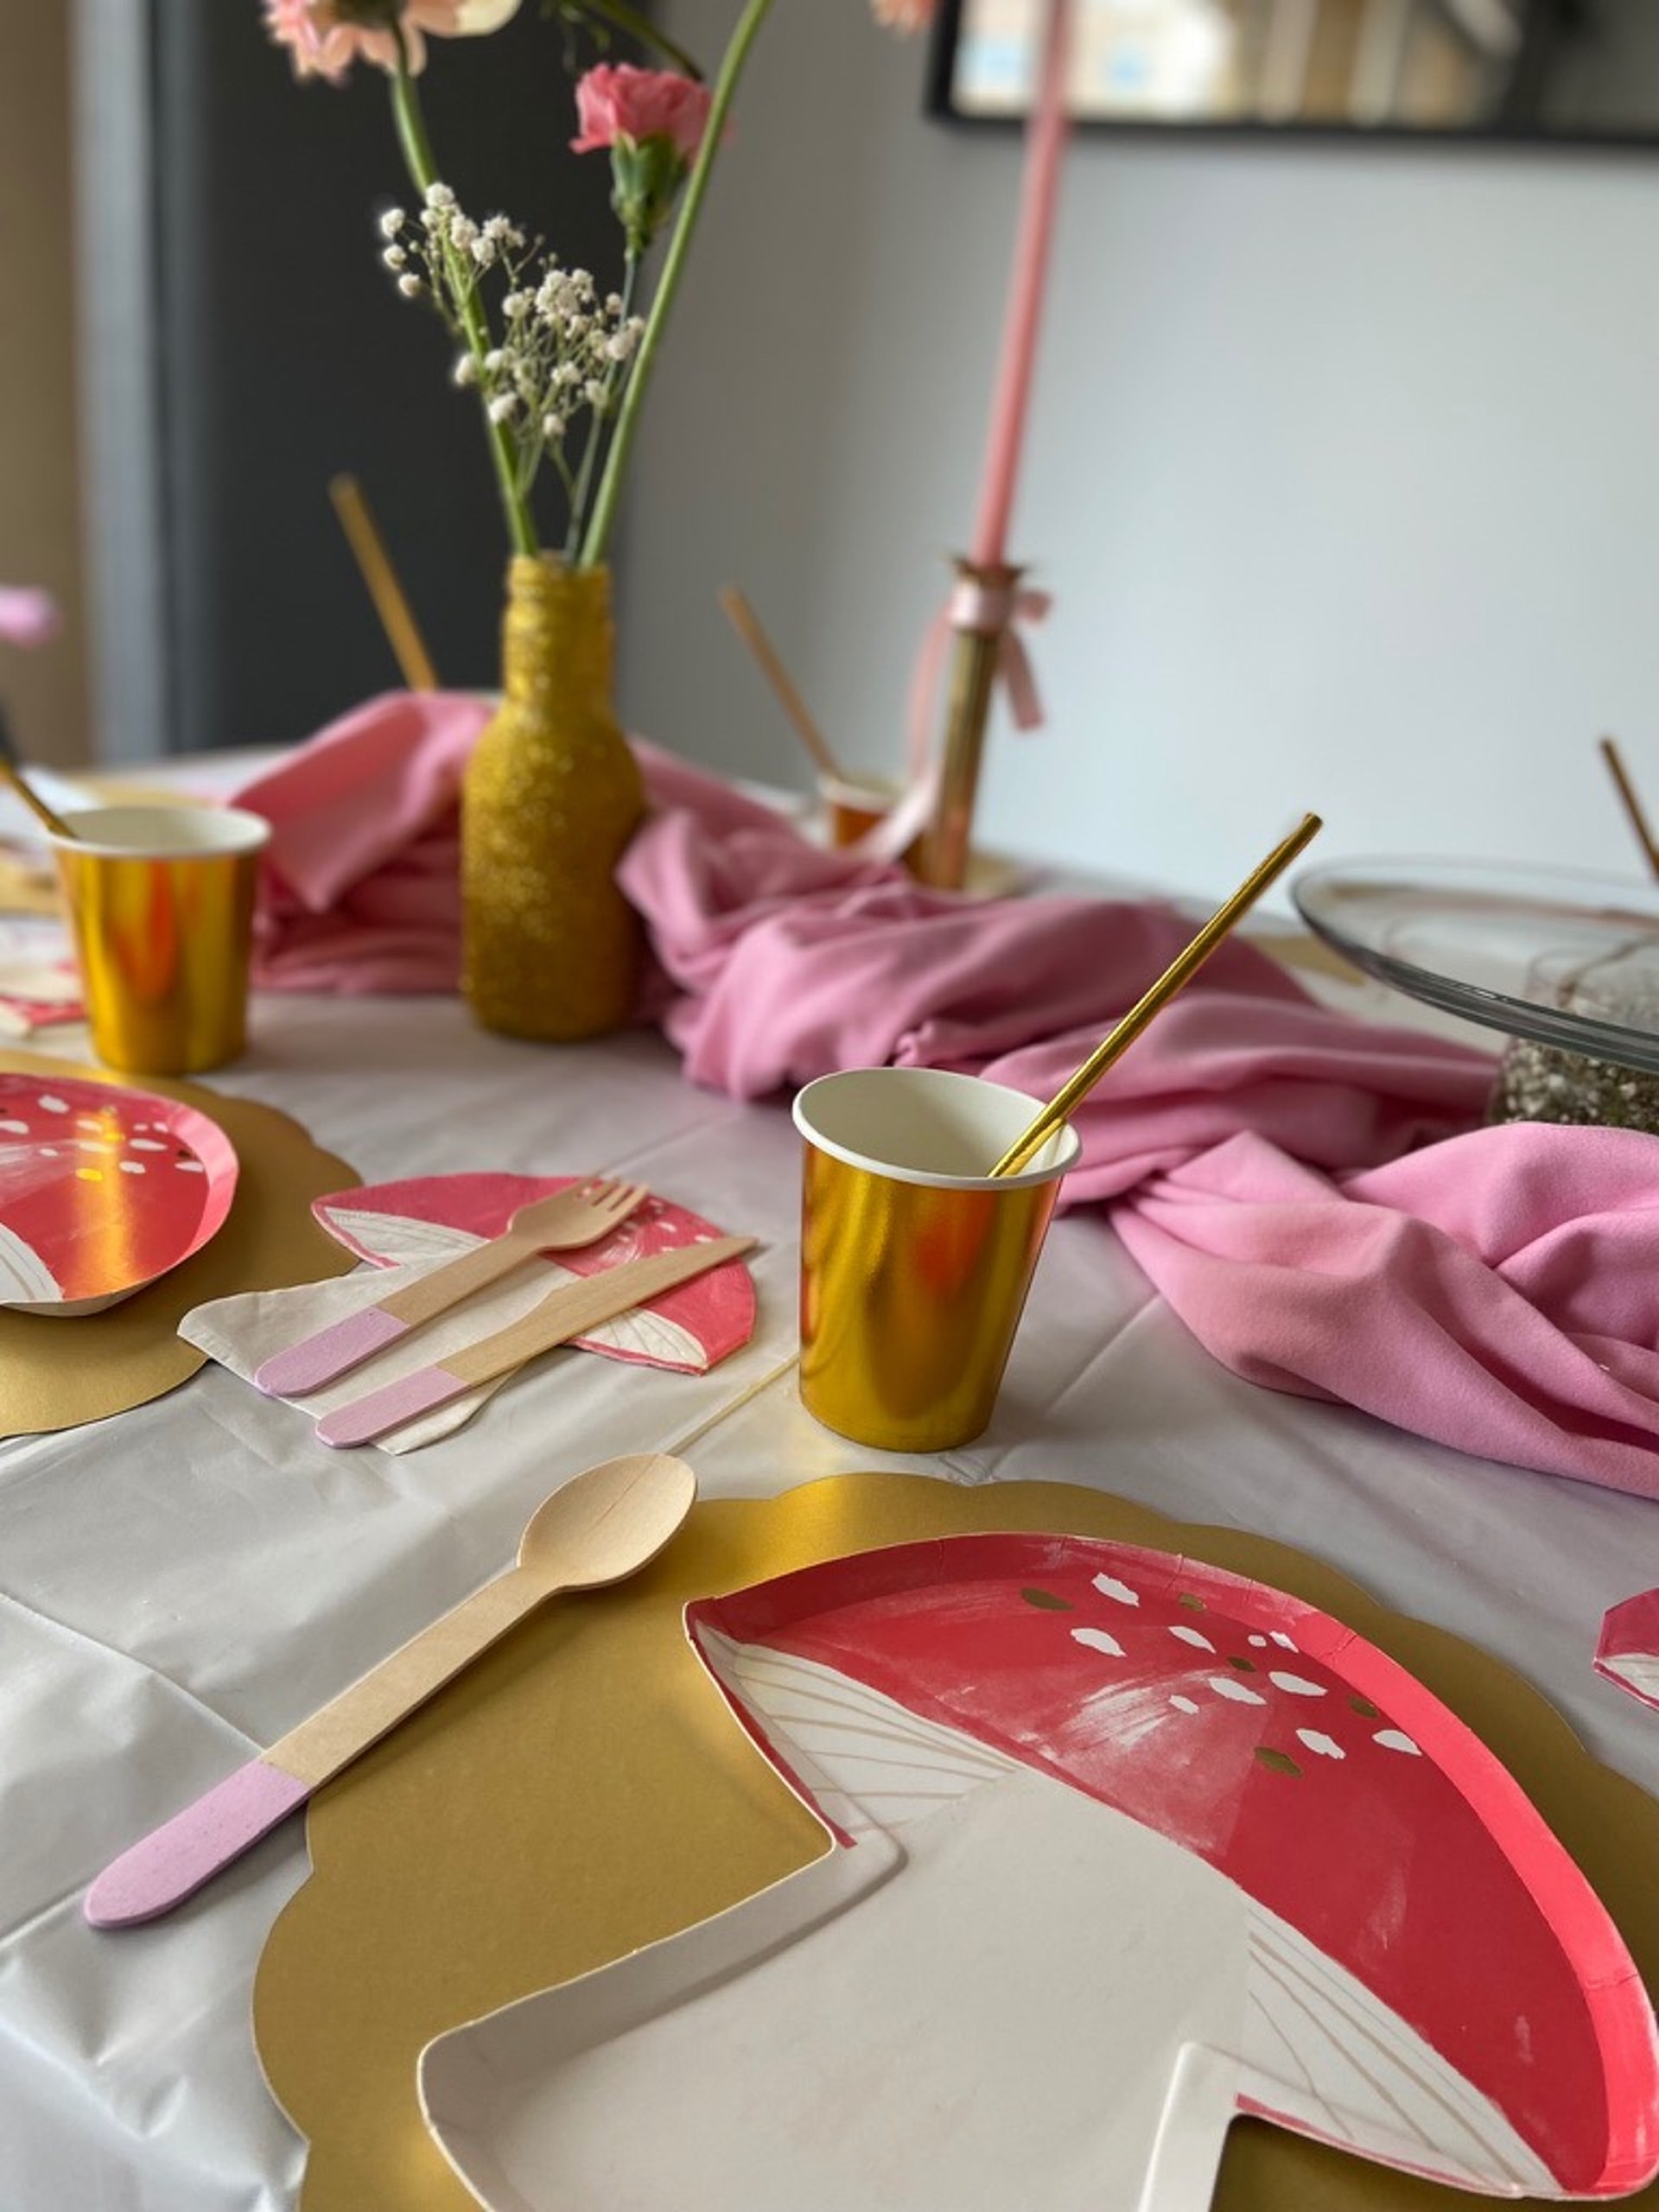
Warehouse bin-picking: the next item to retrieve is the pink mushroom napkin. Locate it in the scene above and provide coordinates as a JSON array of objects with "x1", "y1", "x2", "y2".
[
  {"x1": 232, "y1": 690, "x2": 1659, "y2": 1501},
  {"x1": 1595, "y1": 1591, "x2": 1659, "y2": 1713},
  {"x1": 0, "y1": 923, "x2": 82, "y2": 1038}
]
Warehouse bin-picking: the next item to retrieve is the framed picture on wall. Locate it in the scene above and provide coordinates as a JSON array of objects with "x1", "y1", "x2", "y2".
[{"x1": 925, "y1": 0, "x2": 1659, "y2": 146}]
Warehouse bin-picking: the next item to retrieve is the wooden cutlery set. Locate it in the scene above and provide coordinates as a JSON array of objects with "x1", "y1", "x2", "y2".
[{"x1": 251, "y1": 1178, "x2": 757, "y2": 1448}]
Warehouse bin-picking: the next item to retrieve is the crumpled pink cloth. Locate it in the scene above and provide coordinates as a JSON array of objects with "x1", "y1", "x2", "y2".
[
  {"x1": 628, "y1": 747, "x2": 1659, "y2": 1503},
  {"x1": 234, "y1": 690, "x2": 486, "y2": 993},
  {"x1": 234, "y1": 690, "x2": 1659, "y2": 1500}
]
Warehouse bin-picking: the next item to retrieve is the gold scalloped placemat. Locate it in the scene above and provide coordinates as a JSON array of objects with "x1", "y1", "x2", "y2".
[
  {"x1": 254, "y1": 1473, "x2": 1659, "y2": 2212},
  {"x1": 0, "y1": 1048, "x2": 359, "y2": 1435}
]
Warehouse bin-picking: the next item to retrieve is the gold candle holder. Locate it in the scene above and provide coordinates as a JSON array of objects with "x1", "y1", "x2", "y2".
[{"x1": 914, "y1": 556, "x2": 1025, "y2": 893}]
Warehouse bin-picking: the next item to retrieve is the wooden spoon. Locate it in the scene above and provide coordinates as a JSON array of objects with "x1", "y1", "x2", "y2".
[{"x1": 85, "y1": 1452, "x2": 698, "y2": 1928}]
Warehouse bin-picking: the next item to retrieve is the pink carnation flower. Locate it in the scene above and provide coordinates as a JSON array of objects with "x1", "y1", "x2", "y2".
[
  {"x1": 264, "y1": 0, "x2": 520, "y2": 82},
  {"x1": 0, "y1": 588, "x2": 60, "y2": 651},
  {"x1": 570, "y1": 64, "x2": 715, "y2": 162},
  {"x1": 870, "y1": 0, "x2": 938, "y2": 29}
]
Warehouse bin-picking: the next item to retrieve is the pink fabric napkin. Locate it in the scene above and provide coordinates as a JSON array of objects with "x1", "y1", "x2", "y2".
[
  {"x1": 232, "y1": 690, "x2": 1659, "y2": 1501},
  {"x1": 234, "y1": 690, "x2": 486, "y2": 993}
]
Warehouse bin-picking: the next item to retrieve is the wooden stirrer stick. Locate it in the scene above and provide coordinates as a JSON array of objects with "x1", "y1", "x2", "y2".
[
  {"x1": 328, "y1": 474, "x2": 441, "y2": 693},
  {"x1": 718, "y1": 583, "x2": 846, "y2": 784},
  {"x1": 1598, "y1": 735, "x2": 1659, "y2": 880},
  {"x1": 0, "y1": 702, "x2": 76, "y2": 841}
]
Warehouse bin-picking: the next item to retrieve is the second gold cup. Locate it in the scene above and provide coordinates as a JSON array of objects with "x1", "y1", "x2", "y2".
[
  {"x1": 51, "y1": 804, "x2": 270, "y2": 1076},
  {"x1": 793, "y1": 1066, "x2": 1079, "y2": 1453}
]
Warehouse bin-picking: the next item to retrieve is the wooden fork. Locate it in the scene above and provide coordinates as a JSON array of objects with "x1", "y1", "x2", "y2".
[{"x1": 253, "y1": 1178, "x2": 650, "y2": 1397}]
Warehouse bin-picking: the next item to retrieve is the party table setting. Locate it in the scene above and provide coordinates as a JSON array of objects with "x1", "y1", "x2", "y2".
[{"x1": 7, "y1": 3, "x2": 1659, "y2": 2210}]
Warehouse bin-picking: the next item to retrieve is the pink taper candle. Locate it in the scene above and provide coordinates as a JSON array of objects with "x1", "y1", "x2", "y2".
[{"x1": 969, "y1": 0, "x2": 1076, "y2": 568}]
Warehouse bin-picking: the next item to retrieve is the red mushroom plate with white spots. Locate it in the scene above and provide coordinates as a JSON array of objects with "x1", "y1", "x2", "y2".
[
  {"x1": 419, "y1": 1533, "x2": 1659, "y2": 2212},
  {"x1": 0, "y1": 1071, "x2": 237, "y2": 1315}
]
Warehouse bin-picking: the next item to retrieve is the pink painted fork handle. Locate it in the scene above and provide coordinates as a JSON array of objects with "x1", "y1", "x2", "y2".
[
  {"x1": 85, "y1": 1758, "x2": 310, "y2": 1929},
  {"x1": 254, "y1": 1304, "x2": 411, "y2": 1397}
]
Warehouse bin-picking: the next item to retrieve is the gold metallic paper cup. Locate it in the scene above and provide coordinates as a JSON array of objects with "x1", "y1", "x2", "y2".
[
  {"x1": 51, "y1": 804, "x2": 270, "y2": 1075},
  {"x1": 817, "y1": 773, "x2": 922, "y2": 873},
  {"x1": 792, "y1": 1066, "x2": 1080, "y2": 1452},
  {"x1": 817, "y1": 772, "x2": 903, "y2": 850}
]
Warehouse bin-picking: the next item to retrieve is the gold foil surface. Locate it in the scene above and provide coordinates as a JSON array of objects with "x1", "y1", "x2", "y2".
[
  {"x1": 255, "y1": 1473, "x2": 1659, "y2": 2212},
  {"x1": 799, "y1": 1144, "x2": 1061, "y2": 1451},
  {"x1": 461, "y1": 558, "x2": 645, "y2": 1041},
  {"x1": 0, "y1": 1048, "x2": 359, "y2": 1437},
  {"x1": 56, "y1": 841, "x2": 261, "y2": 1075}
]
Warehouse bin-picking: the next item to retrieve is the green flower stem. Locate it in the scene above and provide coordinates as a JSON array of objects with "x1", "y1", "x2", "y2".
[
  {"x1": 389, "y1": 44, "x2": 538, "y2": 557},
  {"x1": 577, "y1": 0, "x2": 773, "y2": 569},
  {"x1": 569, "y1": 0, "x2": 702, "y2": 80},
  {"x1": 563, "y1": 251, "x2": 639, "y2": 559}
]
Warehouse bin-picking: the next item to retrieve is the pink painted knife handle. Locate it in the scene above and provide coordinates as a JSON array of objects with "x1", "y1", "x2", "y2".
[
  {"x1": 254, "y1": 1304, "x2": 412, "y2": 1397},
  {"x1": 314, "y1": 1364, "x2": 465, "y2": 1449},
  {"x1": 85, "y1": 1758, "x2": 311, "y2": 1929}
]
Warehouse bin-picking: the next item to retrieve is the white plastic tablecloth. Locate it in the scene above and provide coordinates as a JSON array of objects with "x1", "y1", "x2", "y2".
[{"x1": 3, "y1": 988, "x2": 1657, "y2": 2212}]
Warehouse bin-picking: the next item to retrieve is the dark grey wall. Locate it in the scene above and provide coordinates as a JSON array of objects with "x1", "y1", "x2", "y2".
[{"x1": 151, "y1": 3, "x2": 626, "y2": 749}]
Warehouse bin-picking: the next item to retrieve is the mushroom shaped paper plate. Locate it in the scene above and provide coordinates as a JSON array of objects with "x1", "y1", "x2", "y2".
[
  {"x1": 0, "y1": 1069, "x2": 237, "y2": 1314},
  {"x1": 311, "y1": 1174, "x2": 754, "y2": 1374},
  {"x1": 419, "y1": 1534, "x2": 1659, "y2": 2212}
]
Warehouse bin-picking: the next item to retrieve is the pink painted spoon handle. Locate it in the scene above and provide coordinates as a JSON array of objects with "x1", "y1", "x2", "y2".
[{"x1": 85, "y1": 1759, "x2": 311, "y2": 1929}]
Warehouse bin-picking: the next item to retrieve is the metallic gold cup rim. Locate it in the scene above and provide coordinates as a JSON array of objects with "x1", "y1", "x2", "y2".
[
  {"x1": 47, "y1": 803, "x2": 272, "y2": 862},
  {"x1": 792, "y1": 1065, "x2": 1081, "y2": 1192}
]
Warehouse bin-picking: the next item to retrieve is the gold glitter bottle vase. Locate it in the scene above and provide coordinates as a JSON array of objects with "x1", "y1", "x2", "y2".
[{"x1": 462, "y1": 557, "x2": 645, "y2": 1040}]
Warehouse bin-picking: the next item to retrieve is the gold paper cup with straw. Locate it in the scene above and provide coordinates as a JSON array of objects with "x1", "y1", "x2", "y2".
[
  {"x1": 50, "y1": 805, "x2": 271, "y2": 1074},
  {"x1": 793, "y1": 1066, "x2": 1080, "y2": 1452}
]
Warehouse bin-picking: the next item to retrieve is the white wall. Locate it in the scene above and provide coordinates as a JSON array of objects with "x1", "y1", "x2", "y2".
[{"x1": 617, "y1": 1, "x2": 1659, "y2": 905}]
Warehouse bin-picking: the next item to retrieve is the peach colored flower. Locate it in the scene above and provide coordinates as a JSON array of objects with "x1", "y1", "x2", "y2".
[
  {"x1": 870, "y1": 0, "x2": 938, "y2": 30},
  {"x1": 0, "y1": 588, "x2": 60, "y2": 651},
  {"x1": 569, "y1": 64, "x2": 714, "y2": 162},
  {"x1": 263, "y1": 0, "x2": 520, "y2": 82}
]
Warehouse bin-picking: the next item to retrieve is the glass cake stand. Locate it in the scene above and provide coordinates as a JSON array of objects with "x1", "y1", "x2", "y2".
[{"x1": 1292, "y1": 858, "x2": 1659, "y2": 1128}]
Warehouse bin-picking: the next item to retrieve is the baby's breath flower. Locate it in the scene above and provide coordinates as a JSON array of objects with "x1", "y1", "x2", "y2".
[{"x1": 376, "y1": 181, "x2": 647, "y2": 546}]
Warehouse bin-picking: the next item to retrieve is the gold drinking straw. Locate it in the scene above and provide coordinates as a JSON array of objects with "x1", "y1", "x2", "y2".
[
  {"x1": 328, "y1": 474, "x2": 441, "y2": 693},
  {"x1": 990, "y1": 811, "x2": 1325, "y2": 1177},
  {"x1": 1598, "y1": 735, "x2": 1659, "y2": 881},
  {"x1": 0, "y1": 704, "x2": 75, "y2": 841},
  {"x1": 718, "y1": 583, "x2": 847, "y2": 783}
]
